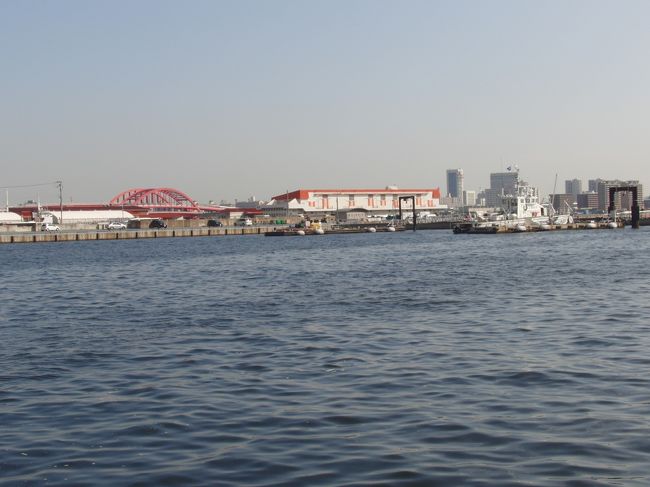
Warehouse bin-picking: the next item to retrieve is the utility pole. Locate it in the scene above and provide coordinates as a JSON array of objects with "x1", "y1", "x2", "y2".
[
  {"x1": 336, "y1": 195, "x2": 339, "y2": 224},
  {"x1": 57, "y1": 180, "x2": 63, "y2": 225}
]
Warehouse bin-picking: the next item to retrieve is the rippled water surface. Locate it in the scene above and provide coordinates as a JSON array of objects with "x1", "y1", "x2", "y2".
[{"x1": 3, "y1": 229, "x2": 650, "y2": 486}]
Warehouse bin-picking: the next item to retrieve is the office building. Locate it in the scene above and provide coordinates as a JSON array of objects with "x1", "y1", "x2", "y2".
[
  {"x1": 446, "y1": 169, "x2": 464, "y2": 198},
  {"x1": 576, "y1": 192, "x2": 599, "y2": 210},
  {"x1": 490, "y1": 172, "x2": 518, "y2": 196},
  {"x1": 485, "y1": 171, "x2": 526, "y2": 207},
  {"x1": 463, "y1": 190, "x2": 476, "y2": 207},
  {"x1": 588, "y1": 179, "x2": 602, "y2": 193},
  {"x1": 565, "y1": 179, "x2": 582, "y2": 203}
]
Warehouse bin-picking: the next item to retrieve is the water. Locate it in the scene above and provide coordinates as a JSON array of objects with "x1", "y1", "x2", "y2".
[{"x1": 2, "y1": 229, "x2": 650, "y2": 486}]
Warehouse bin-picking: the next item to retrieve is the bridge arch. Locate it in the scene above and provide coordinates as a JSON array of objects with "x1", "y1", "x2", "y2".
[{"x1": 110, "y1": 187, "x2": 202, "y2": 213}]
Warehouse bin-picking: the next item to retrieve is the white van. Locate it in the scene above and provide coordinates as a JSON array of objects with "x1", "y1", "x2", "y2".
[{"x1": 235, "y1": 218, "x2": 253, "y2": 226}]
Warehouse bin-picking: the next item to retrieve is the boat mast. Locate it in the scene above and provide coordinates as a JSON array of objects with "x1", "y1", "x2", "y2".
[{"x1": 550, "y1": 173, "x2": 558, "y2": 220}]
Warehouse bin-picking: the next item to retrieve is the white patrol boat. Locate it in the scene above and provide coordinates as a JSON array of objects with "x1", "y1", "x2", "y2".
[{"x1": 454, "y1": 170, "x2": 565, "y2": 233}]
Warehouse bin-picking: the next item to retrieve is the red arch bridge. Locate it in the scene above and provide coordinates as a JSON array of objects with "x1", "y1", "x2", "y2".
[{"x1": 109, "y1": 187, "x2": 222, "y2": 218}]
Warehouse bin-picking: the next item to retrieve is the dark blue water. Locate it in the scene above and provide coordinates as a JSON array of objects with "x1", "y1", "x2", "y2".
[{"x1": 2, "y1": 229, "x2": 650, "y2": 486}]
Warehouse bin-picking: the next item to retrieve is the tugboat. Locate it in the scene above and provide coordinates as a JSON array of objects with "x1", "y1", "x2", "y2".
[{"x1": 453, "y1": 169, "x2": 554, "y2": 234}]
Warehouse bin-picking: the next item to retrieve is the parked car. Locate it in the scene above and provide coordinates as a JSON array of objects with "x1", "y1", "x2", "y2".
[
  {"x1": 149, "y1": 219, "x2": 167, "y2": 229},
  {"x1": 107, "y1": 222, "x2": 127, "y2": 230},
  {"x1": 207, "y1": 219, "x2": 223, "y2": 227},
  {"x1": 41, "y1": 223, "x2": 60, "y2": 232},
  {"x1": 235, "y1": 218, "x2": 253, "y2": 226}
]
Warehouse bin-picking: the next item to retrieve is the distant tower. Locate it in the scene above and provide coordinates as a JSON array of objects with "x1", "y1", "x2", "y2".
[
  {"x1": 565, "y1": 179, "x2": 582, "y2": 196},
  {"x1": 588, "y1": 179, "x2": 602, "y2": 193},
  {"x1": 446, "y1": 169, "x2": 464, "y2": 198},
  {"x1": 489, "y1": 171, "x2": 518, "y2": 194},
  {"x1": 486, "y1": 170, "x2": 519, "y2": 207}
]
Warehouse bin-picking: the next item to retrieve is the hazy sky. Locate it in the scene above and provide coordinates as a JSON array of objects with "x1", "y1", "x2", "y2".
[{"x1": 2, "y1": 0, "x2": 649, "y2": 204}]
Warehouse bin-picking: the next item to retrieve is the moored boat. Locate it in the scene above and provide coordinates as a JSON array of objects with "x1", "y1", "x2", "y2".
[{"x1": 454, "y1": 169, "x2": 553, "y2": 234}]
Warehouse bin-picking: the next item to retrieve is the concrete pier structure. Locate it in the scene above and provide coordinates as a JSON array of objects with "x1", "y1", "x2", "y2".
[{"x1": 0, "y1": 226, "x2": 274, "y2": 244}]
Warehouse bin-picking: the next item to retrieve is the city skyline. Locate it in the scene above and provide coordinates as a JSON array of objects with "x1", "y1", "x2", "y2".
[
  {"x1": 1, "y1": 164, "x2": 645, "y2": 208},
  {"x1": 2, "y1": 0, "x2": 649, "y2": 204}
]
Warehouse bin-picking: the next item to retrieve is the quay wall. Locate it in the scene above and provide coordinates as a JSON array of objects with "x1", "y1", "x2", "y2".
[{"x1": 0, "y1": 226, "x2": 276, "y2": 245}]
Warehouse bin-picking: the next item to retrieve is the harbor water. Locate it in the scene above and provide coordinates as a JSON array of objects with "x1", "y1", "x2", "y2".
[{"x1": 2, "y1": 229, "x2": 650, "y2": 486}]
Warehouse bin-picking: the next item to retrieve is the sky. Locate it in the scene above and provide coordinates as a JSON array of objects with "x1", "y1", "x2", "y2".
[{"x1": 1, "y1": 0, "x2": 649, "y2": 205}]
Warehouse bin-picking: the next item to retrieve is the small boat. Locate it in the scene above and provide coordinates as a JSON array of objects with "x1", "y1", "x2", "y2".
[
  {"x1": 453, "y1": 224, "x2": 498, "y2": 234},
  {"x1": 367, "y1": 227, "x2": 377, "y2": 233},
  {"x1": 606, "y1": 210, "x2": 620, "y2": 229},
  {"x1": 586, "y1": 221, "x2": 598, "y2": 229}
]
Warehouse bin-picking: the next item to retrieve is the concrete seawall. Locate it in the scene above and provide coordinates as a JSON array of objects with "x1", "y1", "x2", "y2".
[{"x1": 0, "y1": 226, "x2": 274, "y2": 244}]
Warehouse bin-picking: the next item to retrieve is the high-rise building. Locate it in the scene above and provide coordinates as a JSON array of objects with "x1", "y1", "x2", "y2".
[
  {"x1": 446, "y1": 169, "x2": 464, "y2": 198},
  {"x1": 489, "y1": 172, "x2": 518, "y2": 196},
  {"x1": 463, "y1": 190, "x2": 476, "y2": 207},
  {"x1": 485, "y1": 170, "x2": 539, "y2": 208},
  {"x1": 565, "y1": 179, "x2": 582, "y2": 197},
  {"x1": 588, "y1": 179, "x2": 602, "y2": 193}
]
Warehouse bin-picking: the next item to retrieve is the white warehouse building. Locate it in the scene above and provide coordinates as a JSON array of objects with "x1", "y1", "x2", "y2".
[{"x1": 263, "y1": 187, "x2": 443, "y2": 217}]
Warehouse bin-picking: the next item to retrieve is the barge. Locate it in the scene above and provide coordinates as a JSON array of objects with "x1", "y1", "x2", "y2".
[
  {"x1": 264, "y1": 225, "x2": 402, "y2": 236},
  {"x1": 453, "y1": 221, "x2": 624, "y2": 234}
]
